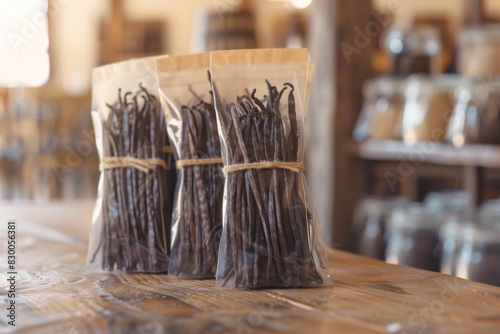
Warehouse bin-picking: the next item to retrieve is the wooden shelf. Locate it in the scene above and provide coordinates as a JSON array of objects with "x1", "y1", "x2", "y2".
[{"x1": 350, "y1": 140, "x2": 500, "y2": 168}]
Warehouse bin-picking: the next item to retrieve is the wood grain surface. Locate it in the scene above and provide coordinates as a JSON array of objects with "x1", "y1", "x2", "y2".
[{"x1": 1, "y1": 200, "x2": 500, "y2": 333}]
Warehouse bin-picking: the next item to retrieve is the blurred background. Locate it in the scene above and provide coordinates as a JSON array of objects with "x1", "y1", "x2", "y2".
[{"x1": 2, "y1": 0, "x2": 500, "y2": 286}]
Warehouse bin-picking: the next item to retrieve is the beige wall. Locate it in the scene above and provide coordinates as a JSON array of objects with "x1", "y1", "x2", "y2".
[
  {"x1": 51, "y1": 0, "x2": 500, "y2": 93},
  {"x1": 49, "y1": 0, "x2": 300, "y2": 93},
  {"x1": 50, "y1": 0, "x2": 106, "y2": 93},
  {"x1": 373, "y1": 0, "x2": 500, "y2": 33}
]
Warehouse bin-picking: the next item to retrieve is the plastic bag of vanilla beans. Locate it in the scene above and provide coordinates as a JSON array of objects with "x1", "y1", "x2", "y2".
[
  {"x1": 211, "y1": 48, "x2": 330, "y2": 289},
  {"x1": 86, "y1": 57, "x2": 176, "y2": 273},
  {"x1": 156, "y1": 53, "x2": 224, "y2": 278}
]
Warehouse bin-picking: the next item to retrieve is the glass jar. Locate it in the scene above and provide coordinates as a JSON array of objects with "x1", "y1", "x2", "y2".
[
  {"x1": 424, "y1": 190, "x2": 473, "y2": 214},
  {"x1": 456, "y1": 225, "x2": 500, "y2": 287},
  {"x1": 401, "y1": 75, "x2": 458, "y2": 144},
  {"x1": 350, "y1": 196, "x2": 407, "y2": 260},
  {"x1": 458, "y1": 25, "x2": 500, "y2": 77},
  {"x1": 386, "y1": 204, "x2": 443, "y2": 271},
  {"x1": 439, "y1": 218, "x2": 474, "y2": 276},
  {"x1": 478, "y1": 199, "x2": 500, "y2": 229},
  {"x1": 352, "y1": 77, "x2": 404, "y2": 142},
  {"x1": 383, "y1": 26, "x2": 441, "y2": 75},
  {"x1": 446, "y1": 78, "x2": 500, "y2": 147}
]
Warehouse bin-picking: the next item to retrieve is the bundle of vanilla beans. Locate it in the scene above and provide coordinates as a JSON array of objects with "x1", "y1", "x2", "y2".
[
  {"x1": 168, "y1": 89, "x2": 224, "y2": 278},
  {"x1": 215, "y1": 80, "x2": 324, "y2": 288},
  {"x1": 93, "y1": 84, "x2": 175, "y2": 272}
]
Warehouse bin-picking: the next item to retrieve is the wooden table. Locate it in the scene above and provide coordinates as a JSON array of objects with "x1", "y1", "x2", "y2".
[{"x1": 1, "y1": 200, "x2": 500, "y2": 333}]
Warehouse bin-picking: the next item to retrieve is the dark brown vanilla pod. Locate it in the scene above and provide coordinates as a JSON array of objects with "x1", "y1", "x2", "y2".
[
  {"x1": 211, "y1": 49, "x2": 330, "y2": 289},
  {"x1": 157, "y1": 53, "x2": 224, "y2": 278},
  {"x1": 86, "y1": 57, "x2": 175, "y2": 273}
]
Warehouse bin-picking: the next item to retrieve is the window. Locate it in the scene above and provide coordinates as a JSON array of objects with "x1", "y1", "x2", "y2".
[{"x1": 0, "y1": 0, "x2": 49, "y2": 87}]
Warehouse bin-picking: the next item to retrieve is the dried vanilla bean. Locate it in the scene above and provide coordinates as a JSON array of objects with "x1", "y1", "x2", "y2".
[
  {"x1": 168, "y1": 90, "x2": 224, "y2": 278},
  {"x1": 90, "y1": 85, "x2": 175, "y2": 272},
  {"x1": 217, "y1": 80, "x2": 323, "y2": 289}
]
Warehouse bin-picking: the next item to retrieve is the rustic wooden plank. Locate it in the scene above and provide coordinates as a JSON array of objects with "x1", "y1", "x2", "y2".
[
  {"x1": 331, "y1": 0, "x2": 374, "y2": 250},
  {"x1": 1, "y1": 200, "x2": 500, "y2": 333}
]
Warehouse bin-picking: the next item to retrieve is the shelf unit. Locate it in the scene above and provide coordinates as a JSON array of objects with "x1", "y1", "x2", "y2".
[
  {"x1": 350, "y1": 140, "x2": 500, "y2": 168},
  {"x1": 310, "y1": 0, "x2": 497, "y2": 249},
  {"x1": 349, "y1": 139, "x2": 500, "y2": 207}
]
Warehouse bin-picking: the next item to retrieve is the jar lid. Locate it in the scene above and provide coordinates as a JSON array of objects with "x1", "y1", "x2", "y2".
[
  {"x1": 478, "y1": 199, "x2": 500, "y2": 227},
  {"x1": 460, "y1": 25, "x2": 500, "y2": 46},
  {"x1": 388, "y1": 203, "x2": 444, "y2": 231},
  {"x1": 439, "y1": 219, "x2": 475, "y2": 240},
  {"x1": 405, "y1": 74, "x2": 461, "y2": 91},
  {"x1": 461, "y1": 224, "x2": 500, "y2": 243},
  {"x1": 363, "y1": 76, "x2": 405, "y2": 97},
  {"x1": 354, "y1": 196, "x2": 408, "y2": 220},
  {"x1": 454, "y1": 76, "x2": 500, "y2": 99},
  {"x1": 383, "y1": 26, "x2": 441, "y2": 55},
  {"x1": 424, "y1": 190, "x2": 473, "y2": 213}
]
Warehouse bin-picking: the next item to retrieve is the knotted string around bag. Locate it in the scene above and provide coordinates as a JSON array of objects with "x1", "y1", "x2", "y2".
[
  {"x1": 176, "y1": 157, "x2": 223, "y2": 170},
  {"x1": 222, "y1": 161, "x2": 305, "y2": 175},
  {"x1": 99, "y1": 146, "x2": 174, "y2": 173}
]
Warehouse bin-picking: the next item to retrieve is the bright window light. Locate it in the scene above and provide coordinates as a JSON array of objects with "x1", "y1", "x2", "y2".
[
  {"x1": 290, "y1": 0, "x2": 312, "y2": 10},
  {"x1": 0, "y1": 0, "x2": 50, "y2": 87}
]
